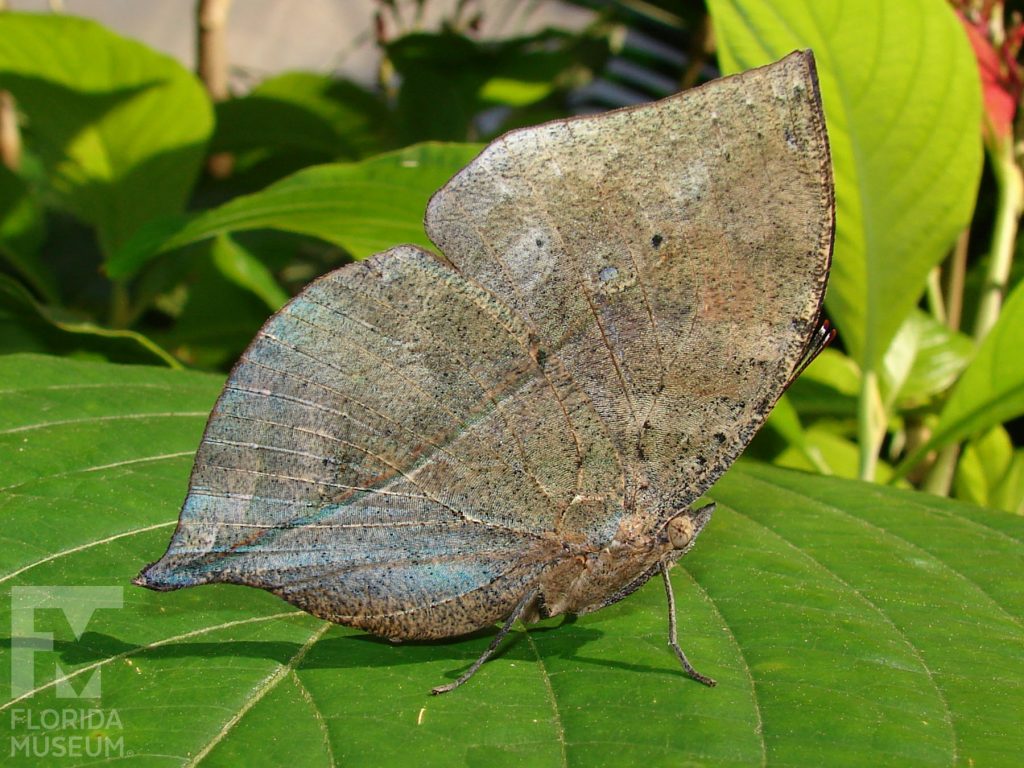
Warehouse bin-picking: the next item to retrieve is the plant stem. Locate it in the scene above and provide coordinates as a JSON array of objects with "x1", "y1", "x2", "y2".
[
  {"x1": 0, "y1": 6, "x2": 19, "y2": 173},
  {"x1": 922, "y1": 229, "x2": 968, "y2": 493},
  {"x1": 974, "y1": 138, "x2": 1022, "y2": 341},
  {"x1": 108, "y1": 281, "x2": 132, "y2": 329},
  {"x1": 945, "y1": 228, "x2": 969, "y2": 332},
  {"x1": 922, "y1": 444, "x2": 960, "y2": 496},
  {"x1": 926, "y1": 266, "x2": 946, "y2": 325},
  {"x1": 0, "y1": 90, "x2": 19, "y2": 171},
  {"x1": 196, "y1": 0, "x2": 234, "y2": 178},
  {"x1": 196, "y1": 0, "x2": 232, "y2": 101},
  {"x1": 858, "y1": 368, "x2": 885, "y2": 481},
  {"x1": 681, "y1": 13, "x2": 714, "y2": 91}
]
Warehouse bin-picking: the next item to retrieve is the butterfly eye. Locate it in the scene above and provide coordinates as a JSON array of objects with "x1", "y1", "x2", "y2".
[{"x1": 667, "y1": 515, "x2": 696, "y2": 550}]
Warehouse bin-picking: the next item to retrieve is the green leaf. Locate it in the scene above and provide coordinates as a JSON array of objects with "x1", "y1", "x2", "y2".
[
  {"x1": 0, "y1": 13, "x2": 213, "y2": 256},
  {"x1": 1, "y1": 354, "x2": 1020, "y2": 766},
  {"x1": 386, "y1": 28, "x2": 602, "y2": 142},
  {"x1": 388, "y1": 32, "x2": 492, "y2": 143},
  {"x1": 764, "y1": 394, "x2": 830, "y2": 473},
  {"x1": 108, "y1": 143, "x2": 483, "y2": 278},
  {"x1": 0, "y1": 274, "x2": 179, "y2": 366},
  {"x1": 479, "y1": 77, "x2": 555, "y2": 107},
  {"x1": 955, "y1": 425, "x2": 1015, "y2": 510},
  {"x1": 786, "y1": 347, "x2": 859, "y2": 419},
  {"x1": 155, "y1": 247, "x2": 276, "y2": 370},
  {"x1": 707, "y1": 0, "x2": 982, "y2": 370},
  {"x1": 213, "y1": 72, "x2": 392, "y2": 161},
  {"x1": 477, "y1": 32, "x2": 583, "y2": 108},
  {"x1": 210, "y1": 234, "x2": 289, "y2": 311},
  {"x1": 992, "y1": 450, "x2": 1024, "y2": 515},
  {"x1": 882, "y1": 309, "x2": 974, "y2": 410},
  {"x1": 773, "y1": 424, "x2": 900, "y2": 482},
  {"x1": 0, "y1": 164, "x2": 52, "y2": 302},
  {"x1": 896, "y1": 278, "x2": 1024, "y2": 476}
]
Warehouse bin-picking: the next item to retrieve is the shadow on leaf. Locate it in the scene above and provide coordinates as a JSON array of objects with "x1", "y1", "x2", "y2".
[{"x1": 1, "y1": 617, "x2": 688, "y2": 683}]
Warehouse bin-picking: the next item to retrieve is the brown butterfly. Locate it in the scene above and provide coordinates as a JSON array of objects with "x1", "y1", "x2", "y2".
[{"x1": 137, "y1": 50, "x2": 834, "y2": 694}]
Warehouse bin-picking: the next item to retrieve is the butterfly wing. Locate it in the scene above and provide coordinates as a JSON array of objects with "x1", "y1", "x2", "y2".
[
  {"x1": 425, "y1": 50, "x2": 832, "y2": 518},
  {"x1": 139, "y1": 245, "x2": 622, "y2": 639},
  {"x1": 140, "y1": 51, "x2": 833, "y2": 638}
]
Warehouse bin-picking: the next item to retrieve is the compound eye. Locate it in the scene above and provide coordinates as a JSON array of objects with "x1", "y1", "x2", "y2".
[{"x1": 667, "y1": 515, "x2": 695, "y2": 549}]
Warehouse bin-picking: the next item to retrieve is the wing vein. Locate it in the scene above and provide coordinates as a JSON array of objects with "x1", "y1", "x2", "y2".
[{"x1": 300, "y1": 280, "x2": 560, "y2": 510}]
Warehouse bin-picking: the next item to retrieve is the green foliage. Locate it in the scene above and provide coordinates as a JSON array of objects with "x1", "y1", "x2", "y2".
[
  {"x1": 955, "y1": 425, "x2": 1024, "y2": 512},
  {"x1": 209, "y1": 235, "x2": 289, "y2": 312},
  {"x1": 0, "y1": 273, "x2": 178, "y2": 366},
  {"x1": 899, "y1": 278, "x2": 1024, "y2": 474},
  {"x1": 708, "y1": 0, "x2": 985, "y2": 480},
  {"x1": 882, "y1": 309, "x2": 975, "y2": 412},
  {"x1": 109, "y1": 143, "x2": 483, "y2": 278},
  {"x1": 385, "y1": 28, "x2": 608, "y2": 143},
  {"x1": 213, "y1": 72, "x2": 395, "y2": 163},
  {"x1": 1, "y1": 354, "x2": 1021, "y2": 766},
  {"x1": 0, "y1": 13, "x2": 212, "y2": 259},
  {"x1": 0, "y1": 2, "x2": 1022, "y2": 763},
  {"x1": 714, "y1": 0, "x2": 982, "y2": 370},
  {"x1": 0, "y1": 164, "x2": 48, "y2": 300}
]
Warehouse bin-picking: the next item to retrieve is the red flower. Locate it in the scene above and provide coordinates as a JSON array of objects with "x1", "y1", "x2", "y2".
[{"x1": 954, "y1": 1, "x2": 1024, "y2": 141}]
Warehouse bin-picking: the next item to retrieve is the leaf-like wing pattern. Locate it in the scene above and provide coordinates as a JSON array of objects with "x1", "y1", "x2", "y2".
[
  {"x1": 426, "y1": 50, "x2": 832, "y2": 514},
  {"x1": 140, "y1": 246, "x2": 622, "y2": 638},
  {"x1": 140, "y1": 51, "x2": 833, "y2": 641}
]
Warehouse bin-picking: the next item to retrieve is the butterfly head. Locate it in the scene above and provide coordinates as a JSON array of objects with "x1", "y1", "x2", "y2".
[{"x1": 665, "y1": 503, "x2": 715, "y2": 555}]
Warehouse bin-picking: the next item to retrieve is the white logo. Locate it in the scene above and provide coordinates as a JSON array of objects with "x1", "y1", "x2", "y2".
[{"x1": 10, "y1": 586, "x2": 123, "y2": 699}]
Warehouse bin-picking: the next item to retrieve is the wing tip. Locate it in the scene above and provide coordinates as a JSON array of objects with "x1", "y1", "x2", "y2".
[{"x1": 133, "y1": 556, "x2": 209, "y2": 592}]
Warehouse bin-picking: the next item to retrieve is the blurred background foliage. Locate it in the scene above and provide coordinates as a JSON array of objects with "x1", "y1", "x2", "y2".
[{"x1": 0, "y1": 0, "x2": 1021, "y2": 512}]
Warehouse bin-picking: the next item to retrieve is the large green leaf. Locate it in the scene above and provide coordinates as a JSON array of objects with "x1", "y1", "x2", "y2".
[
  {"x1": 108, "y1": 143, "x2": 483, "y2": 279},
  {"x1": 896, "y1": 278, "x2": 1024, "y2": 476},
  {"x1": 707, "y1": 0, "x2": 982, "y2": 370},
  {"x1": 1, "y1": 354, "x2": 1020, "y2": 766},
  {"x1": 0, "y1": 13, "x2": 213, "y2": 256}
]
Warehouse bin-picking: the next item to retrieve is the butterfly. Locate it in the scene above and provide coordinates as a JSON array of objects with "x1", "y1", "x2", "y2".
[{"x1": 137, "y1": 50, "x2": 834, "y2": 695}]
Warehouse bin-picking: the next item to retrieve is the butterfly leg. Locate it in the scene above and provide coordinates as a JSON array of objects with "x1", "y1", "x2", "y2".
[
  {"x1": 431, "y1": 588, "x2": 538, "y2": 695},
  {"x1": 660, "y1": 561, "x2": 716, "y2": 687}
]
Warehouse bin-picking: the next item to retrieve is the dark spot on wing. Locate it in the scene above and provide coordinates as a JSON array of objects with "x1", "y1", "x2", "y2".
[
  {"x1": 651, "y1": 234, "x2": 663, "y2": 248},
  {"x1": 638, "y1": 420, "x2": 652, "y2": 459}
]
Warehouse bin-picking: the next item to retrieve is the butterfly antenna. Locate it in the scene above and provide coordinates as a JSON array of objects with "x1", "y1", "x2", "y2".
[{"x1": 787, "y1": 318, "x2": 835, "y2": 389}]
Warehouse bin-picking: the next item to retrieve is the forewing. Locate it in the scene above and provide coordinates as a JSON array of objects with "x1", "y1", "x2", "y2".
[
  {"x1": 425, "y1": 51, "x2": 833, "y2": 512},
  {"x1": 139, "y1": 245, "x2": 621, "y2": 638}
]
